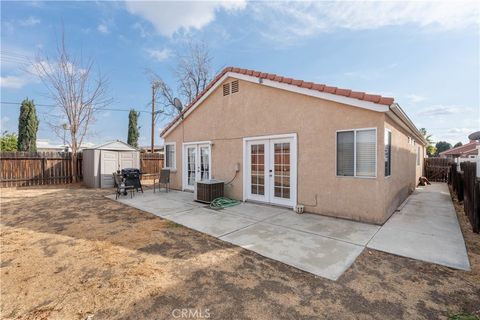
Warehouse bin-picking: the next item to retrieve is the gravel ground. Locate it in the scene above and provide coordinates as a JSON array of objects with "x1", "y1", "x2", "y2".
[{"x1": 0, "y1": 184, "x2": 479, "y2": 320}]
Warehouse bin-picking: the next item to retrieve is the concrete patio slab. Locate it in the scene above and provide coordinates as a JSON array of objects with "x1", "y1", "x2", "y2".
[
  {"x1": 108, "y1": 190, "x2": 373, "y2": 280},
  {"x1": 268, "y1": 211, "x2": 380, "y2": 246},
  {"x1": 219, "y1": 222, "x2": 364, "y2": 280},
  {"x1": 109, "y1": 182, "x2": 470, "y2": 280},
  {"x1": 167, "y1": 207, "x2": 258, "y2": 237},
  {"x1": 107, "y1": 191, "x2": 199, "y2": 218},
  {"x1": 367, "y1": 183, "x2": 470, "y2": 271},
  {"x1": 223, "y1": 202, "x2": 287, "y2": 221}
]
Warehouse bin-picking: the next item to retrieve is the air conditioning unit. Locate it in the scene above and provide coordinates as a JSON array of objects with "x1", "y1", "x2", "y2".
[{"x1": 194, "y1": 180, "x2": 224, "y2": 203}]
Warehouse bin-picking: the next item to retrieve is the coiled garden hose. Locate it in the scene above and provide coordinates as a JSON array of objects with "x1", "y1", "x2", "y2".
[{"x1": 209, "y1": 197, "x2": 241, "y2": 209}]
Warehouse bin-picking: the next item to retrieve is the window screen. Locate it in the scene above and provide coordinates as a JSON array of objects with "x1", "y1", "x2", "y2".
[
  {"x1": 416, "y1": 146, "x2": 420, "y2": 165},
  {"x1": 165, "y1": 144, "x2": 175, "y2": 168},
  {"x1": 356, "y1": 129, "x2": 376, "y2": 177},
  {"x1": 384, "y1": 130, "x2": 392, "y2": 177},
  {"x1": 337, "y1": 131, "x2": 354, "y2": 176},
  {"x1": 337, "y1": 129, "x2": 377, "y2": 177}
]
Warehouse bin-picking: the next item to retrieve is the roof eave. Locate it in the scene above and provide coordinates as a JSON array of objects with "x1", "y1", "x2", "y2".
[
  {"x1": 387, "y1": 103, "x2": 428, "y2": 146},
  {"x1": 161, "y1": 70, "x2": 392, "y2": 138}
]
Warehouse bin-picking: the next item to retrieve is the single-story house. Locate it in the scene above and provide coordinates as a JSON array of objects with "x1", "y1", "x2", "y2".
[
  {"x1": 160, "y1": 67, "x2": 427, "y2": 224},
  {"x1": 440, "y1": 140, "x2": 479, "y2": 160}
]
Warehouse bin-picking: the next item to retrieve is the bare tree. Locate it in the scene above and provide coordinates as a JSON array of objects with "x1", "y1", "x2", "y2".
[
  {"x1": 146, "y1": 40, "x2": 213, "y2": 118},
  {"x1": 32, "y1": 31, "x2": 110, "y2": 182},
  {"x1": 175, "y1": 41, "x2": 213, "y2": 105}
]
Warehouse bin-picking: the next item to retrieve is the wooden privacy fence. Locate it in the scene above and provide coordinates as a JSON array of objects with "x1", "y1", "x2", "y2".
[
  {"x1": 425, "y1": 157, "x2": 451, "y2": 182},
  {"x1": 0, "y1": 152, "x2": 83, "y2": 187},
  {"x1": 0, "y1": 151, "x2": 164, "y2": 187},
  {"x1": 449, "y1": 161, "x2": 479, "y2": 233},
  {"x1": 140, "y1": 153, "x2": 164, "y2": 177}
]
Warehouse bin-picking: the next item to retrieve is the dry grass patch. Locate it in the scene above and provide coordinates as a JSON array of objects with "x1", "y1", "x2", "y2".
[{"x1": 1, "y1": 184, "x2": 479, "y2": 319}]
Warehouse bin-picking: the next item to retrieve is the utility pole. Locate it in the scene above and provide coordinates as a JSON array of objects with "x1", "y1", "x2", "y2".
[{"x1": 151, "y1": 83, "x2": 155, "y2": 154}]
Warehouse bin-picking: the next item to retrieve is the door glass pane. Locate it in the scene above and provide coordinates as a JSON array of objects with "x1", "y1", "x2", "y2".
[
  {"x1": 273, "y1": 142, "x2": 291, "y2": 199},
  {"x1": 187, "y1": 147, "x2": 196, "y2": 186},
  {"x1": 200, "y1": 146, "x2": 209, "y2": 181},
  {"x1": 250, "y1": 143, "x2": 265, "y2": 195}
]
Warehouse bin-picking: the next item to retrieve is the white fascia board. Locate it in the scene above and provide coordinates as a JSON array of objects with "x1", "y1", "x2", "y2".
[
  {"x1": 161, "y1": 71, "x2": 389, "y2": 137},
  {"x1": 232, "y1": 73, "x2": 390, "y2": 113}
]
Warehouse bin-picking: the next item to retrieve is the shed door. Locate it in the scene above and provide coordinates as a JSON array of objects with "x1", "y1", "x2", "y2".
[
  {"x1": 119, "y1": 152, "x2": 135, "y2": 169},
  {"x1": 101, "y1": 151, "x2": 118, "y2": 188}
]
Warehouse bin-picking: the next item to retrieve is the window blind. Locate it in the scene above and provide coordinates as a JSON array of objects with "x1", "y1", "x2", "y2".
[
  {"x1": 356, "y1": 129, "x2": 376, "y2": 177},
  {"x1": 165, "y1": 144, "x2": 175, "y2": 168},
  {"x1": 416, "y1": 146, "x2": 420, "y2": 165},
  {"x1": 384, "y1": 130, "x2": 392, "y2": 176},
  {"x1": 337, "y1": 131, "x2": 354, "y2": 176}
]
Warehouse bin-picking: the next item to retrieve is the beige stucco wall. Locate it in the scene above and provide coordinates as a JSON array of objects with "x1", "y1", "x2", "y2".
[
  {"x1": 382, "y1": 116, "x2": 424, "y2": 222},
  {"x1": 163, "y1": 77, "x2": 422, "y2": 224}
]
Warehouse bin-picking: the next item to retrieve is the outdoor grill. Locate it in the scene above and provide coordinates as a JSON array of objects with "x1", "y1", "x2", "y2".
[{"x1": 121, "y1": 168, "x2": 143, "y2": 192}]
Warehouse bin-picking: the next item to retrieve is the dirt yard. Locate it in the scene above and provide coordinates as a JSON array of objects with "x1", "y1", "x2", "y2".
[{"x1": 1, "y1": 184, "x2": 479, "y2": 320}]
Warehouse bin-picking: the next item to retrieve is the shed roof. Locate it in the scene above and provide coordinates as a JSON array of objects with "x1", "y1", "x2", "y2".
[{"x1": 84, "y1": 140, "x2": 138, "y2": 151}]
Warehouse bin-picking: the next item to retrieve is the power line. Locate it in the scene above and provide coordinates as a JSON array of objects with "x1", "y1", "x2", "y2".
[{"x1": 0, "y1": 101, "x2": 152, "y2": 114}]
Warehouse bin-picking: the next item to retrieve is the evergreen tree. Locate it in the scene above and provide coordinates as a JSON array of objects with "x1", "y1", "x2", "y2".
[
  {"x1": 435, "y1": 141, "x2": 452, "y2": 155},
  {"x1": 453, "y1": 142, "x2": 463, "y2": 148},
  {"x1": 127, "y1": 109, "x2": 140, "y2": 148},
  {"x1": 17, "y1": 98, "x2": 39, "y2": 151}
]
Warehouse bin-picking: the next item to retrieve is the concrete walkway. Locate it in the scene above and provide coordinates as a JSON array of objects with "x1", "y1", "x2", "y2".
[
  {"x1": 367, "y1": 183, "x2": 470, "y2": 270},
  {"x1": 108, "y1": 182, "x2": 469, "y2": 281},
  {"x1": 108, "y1": 190, "x2": 379, "y2": 281}
]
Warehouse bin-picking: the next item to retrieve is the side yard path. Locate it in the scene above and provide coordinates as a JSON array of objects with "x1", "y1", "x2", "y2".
[
  {"x1": 1, "y1": 184, "x2": 479, "y2": 320},
  {"x1": 368, "y1": 183, "x2": 470, "y2": 270}
]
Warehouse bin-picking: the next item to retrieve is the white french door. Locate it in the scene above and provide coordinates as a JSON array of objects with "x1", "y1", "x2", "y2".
[
  {"x1": 183, "y1": 143, "x2": 211, "y2": 191},
  {"x1": 245, "y1": 135, "x2": 297, "y2": 207}
]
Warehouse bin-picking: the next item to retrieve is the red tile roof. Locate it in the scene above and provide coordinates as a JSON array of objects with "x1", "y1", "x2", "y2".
[
  {"x1": 440, "y1": 140, "x2": 479, "y2": 156},
  {"x1": 161, "y1": 67, "x2": 395, "y2": 136}
]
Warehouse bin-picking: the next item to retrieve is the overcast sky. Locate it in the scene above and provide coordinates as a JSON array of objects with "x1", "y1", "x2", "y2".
[{"x1": 1, "y1": 1, "x2": 479, "y2": 146}]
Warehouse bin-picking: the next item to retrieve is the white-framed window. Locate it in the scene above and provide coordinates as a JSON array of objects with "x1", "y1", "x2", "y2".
[
  {"x1": 336, "y1": 128, "x2": 377, "y2": 178},
  {"x1": 416, "y1": 146, "x2": 420, "y2": 166},
  {"x1": 384, "y1": 129, "x2": 392, "y2": 177},
  {"x1": 165, "y1": 142, "x2": 176, "y2": 169}
]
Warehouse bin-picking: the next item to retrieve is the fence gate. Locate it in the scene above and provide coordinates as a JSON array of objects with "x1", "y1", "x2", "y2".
[{"x1": 425, "y1": 158, "x2": 451, "y2": 182}]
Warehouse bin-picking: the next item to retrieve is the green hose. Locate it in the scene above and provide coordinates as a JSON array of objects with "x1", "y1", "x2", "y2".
[{"x1": 209, "y1": 197, "x2": 241, "y2": 209}]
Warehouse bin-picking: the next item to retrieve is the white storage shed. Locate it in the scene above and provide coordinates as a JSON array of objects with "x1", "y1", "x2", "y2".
[{"x1": 82, "y1": 140, "x2": 140, "y2": 188}]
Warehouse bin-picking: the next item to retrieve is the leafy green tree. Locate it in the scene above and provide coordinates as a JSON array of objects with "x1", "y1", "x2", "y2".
[
  {"x1": 453, "y1": 142, "x2": 463, "y2": 148},
  {"x1": 0, "y1": 131, "x2": 18, "y2": 151},
  {"x1": 127, "y1": 109, "x2": 140, "y2": 148},
  {"x1": 17, "y1": 98, "x2": 39, "y2": 152},
  {"x1": 435, "y1": 141, "x2": 452, "y2": 155},
  {"x1": 419, "y1": 128, "x2": 436, "y2": 157}
]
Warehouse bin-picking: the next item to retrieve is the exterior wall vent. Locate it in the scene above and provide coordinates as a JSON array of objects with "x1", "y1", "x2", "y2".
[
  {"x1": 223, "y1": 83, "x2": 230, "y2": 96},
  {"x1": 231, "y1": 80, "x2": 239, "y2": 93}
]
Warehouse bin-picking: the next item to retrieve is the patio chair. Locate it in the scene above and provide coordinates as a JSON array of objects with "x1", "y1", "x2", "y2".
[
  {"x1": 113, "y1": 173, "x2": 135, "y2": 199},
  {"x1": 154, "y1": 169, "x2": 170, "y2": 193}
]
